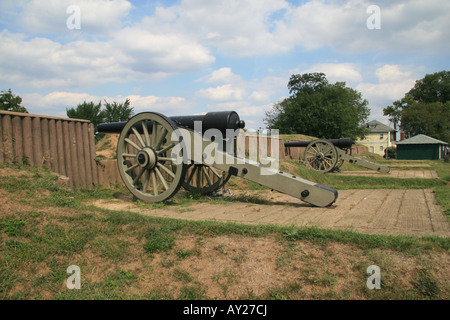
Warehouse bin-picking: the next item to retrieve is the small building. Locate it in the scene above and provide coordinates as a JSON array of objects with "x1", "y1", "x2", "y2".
[
  {"x1": 396, "y1": 134, "x2": 448, "y2": 160},
  {"x1": 357, "y1": 120, "x2": 397, "y2": 156}
]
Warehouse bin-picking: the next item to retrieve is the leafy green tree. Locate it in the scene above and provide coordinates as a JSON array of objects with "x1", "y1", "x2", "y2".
[
  {"x1": 264, "y1": 73, "x2": 370, "y2": 140},
  {"x1": 0, "y1": 89, "x2": 28, "y2": 113},
  {"x1": 401, "y1": 102, "x2": 450, "y2": 142},
  {"x1": 383, "y1": 70, "x2": 450, "y2": 142},
  {"x1": 66, "y1": 101, "x2": 104, "y2": 132},
  {"x1": 103, "y1": 98, "x2": 134, "y2": 122}
]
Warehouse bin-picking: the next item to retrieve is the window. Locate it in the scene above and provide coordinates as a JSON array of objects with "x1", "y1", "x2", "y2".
[
  {"x1": 379, "y1": 134, "x2": 384, "y2": 139},
  {"x1": 379, "y1": 146, "x2": 384, "y2": 151}
]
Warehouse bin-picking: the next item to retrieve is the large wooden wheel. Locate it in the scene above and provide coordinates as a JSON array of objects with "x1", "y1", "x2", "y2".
[
  {"x1": 304, "y1": 139, "x2": 338, "y2": 173},
  {"x1": 117, "y1": 112, "x2": 186, "y2": 202},
  {"x1": 182, "y1": 163, "x2": 232, "y2": 194}
]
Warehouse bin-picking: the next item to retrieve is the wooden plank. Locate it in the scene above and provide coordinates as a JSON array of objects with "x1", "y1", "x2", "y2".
[
  {"x1": 12, "y1": 116, "x2": 23, "y2": 164},
  {"x1": 48, "y1": 119, "x2": 59, "y2": 172},
  {"x1": 62, "y1": 121, "x2": 72, "y2": 184},
  {"x1": 82, "y1": 122, "x2": 93, "y2": 189},
  {"x1": 0, "y1": 115, "x2": 3, "y2": 163},
  {"x1": 40, "y1": 118, "x2": 51, "y2": 168},
  {"x1": 75, "y1": 122, "x2": 87, "y2": 188},
  {"x1": 1, "y1": 115, "x2": 13, "y2": 163},
  {"x1": 56, "y1": 120, "x2": 67, "y2": 176},
  {"x1": 32, "y1": 117, "x2": 43, "y2": 167},
  {"x1": 89, "y1": 123, "x2": 99, "y2": 186},
  {"x1": 22, "y1": 116, "x2": 33, "y2": 165},
  {"x1": 97, "y1": 160, "x2": 107, "y2": 187},
  {"x1": 68, "y1": 121, "x2": 79, "y2": 188}
]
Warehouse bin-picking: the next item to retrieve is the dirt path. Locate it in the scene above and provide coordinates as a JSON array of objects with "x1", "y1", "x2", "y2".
[{"x1": 91, "y1": 188, "x2": 450, "y2": 237}]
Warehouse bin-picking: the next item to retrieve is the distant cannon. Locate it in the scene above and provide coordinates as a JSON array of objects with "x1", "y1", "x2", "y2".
[
  {"x1": 98, "y1": 111, "x2": 339, "y2": 207},
  {"x1": 285, "y1": 138, "x2": 390, "y2": 173}
]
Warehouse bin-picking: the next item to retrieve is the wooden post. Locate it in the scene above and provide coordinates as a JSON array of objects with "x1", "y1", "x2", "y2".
[
  {"x1": 68, "y1": 121, "x2": 79, "y2": 188},
  {"x1": 56, "y1": 120, "x2": 67, "y2": 176},
  {"x1": 89, "y1": 123, "x2": 99, "y2": 186},
  {"x1": 32, "y1": 117, "x2": 43, "y2": 167},
  {"x1": 22, "y1": 116, "x2": 33, "y2": 165},
  {"x1": 2, "y1": 115, "x2": 13, "y2": 164},
  {"x1": 75, "y1": 122, "x2": 86, "y2": 188},
  {"x1": 48, "y1": 119, "x2": 59, "y2": 173},
  {"x1": 0, "y1": 114, "x2": 3, "y2": 164},
  {"x1": 82, "y1": 122, "x2": 93, "y2": 189},
  {"x1": 12, "y1": 116, "x2": 23, "y2": 164},
  {"x1": 62, "y1": 121, "x2": 73, "y2": 186},
  {"x1": 40, "y1": 118, "x2": 51, "y2": 168}
]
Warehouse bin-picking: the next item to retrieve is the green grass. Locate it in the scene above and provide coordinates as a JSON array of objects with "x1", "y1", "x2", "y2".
[{"x1": 0, "y1": 163, "x2": 449, "y2": 300}]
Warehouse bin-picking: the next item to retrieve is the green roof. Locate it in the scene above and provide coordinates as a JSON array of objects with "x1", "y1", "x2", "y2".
[
  {"x1": 396, "y1": 134, "x2": 448, "y2": 145},
  {"x1": 366, "y1": 120, "x2": 396, "y2": 133}
]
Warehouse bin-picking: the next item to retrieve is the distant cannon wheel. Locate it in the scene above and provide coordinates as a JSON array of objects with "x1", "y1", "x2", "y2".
[
  {"x1": 304, "y1": 139, "x2": 338, "y2": 173},
  {"x1": 334, "y1": 158, "x2": 345, "y2": 171},
  {"x1": 182, "y1": 163, "x2": 232, "y2": 194},
  {"x1": 117, "y1": 112, "x2": 186, "y2": 203}
]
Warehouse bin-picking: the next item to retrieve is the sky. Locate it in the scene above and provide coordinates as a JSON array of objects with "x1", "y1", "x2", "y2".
[{"x1": 0, "y1": 0, "x2": 449, "y2": 131}]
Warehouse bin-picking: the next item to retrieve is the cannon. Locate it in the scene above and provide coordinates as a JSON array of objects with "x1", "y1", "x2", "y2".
[
  {"x1": 97, "y1": 111, "x2": 338, "y2": 207},
  {"x1": 285, "y1": 138, "x2": 390, "y2": 173}
]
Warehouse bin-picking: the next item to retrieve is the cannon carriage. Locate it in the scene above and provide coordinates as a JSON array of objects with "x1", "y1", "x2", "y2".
[
  {"x1": 284, "y1": 138, "x2": 390, "y2": 173},
  {"x1": 98, "y1": 111, "x2": 339, "y2": 207}
]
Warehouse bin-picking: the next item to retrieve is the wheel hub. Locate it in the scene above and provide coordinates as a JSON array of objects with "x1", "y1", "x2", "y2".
[
  {"x1": 316, "y1": 152, "x2": 325, "y2": 160},
  {"x1": 137, "y1": 147, "x2": 157, "y2": 169}
]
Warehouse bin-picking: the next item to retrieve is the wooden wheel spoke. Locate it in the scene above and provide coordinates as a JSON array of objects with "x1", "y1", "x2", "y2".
[
  {"x1": 157, "y1": 143, "x2": 175, "y2": 154},
  {"x1": 131, "y1": 127, "x2": 146, "y2": 148},
  {"x1": 209, "y1": 166, "x2": 222, "y2": 179},
  {"x1": 155, "y1": 167, "x2": 169, "y2": 190},
  {"x1": 187, "y1": 164, "x2": 197, "y2": 183},
  {"x1": 122, "y1": 153, "x2": 137, "y2": 158},
  {"x1": 202, "y1": 166, "x2": 212, "y2": 186},
  {"x1": 125, "y1": 138, "x2": 142, "y2": 151},
  {"x1": 125, "y1": 163, "x2": 139, "y2": 173},
  {"x1": 143, "y1": 169, "x2": 150, "y2": 193},
  {"x1": 157, "y1": 162, "x2": 176, "y2": 178},
  {"x1": 155, "y1": 127, "x2": 168, "y2": 150},
  {"x1": 151, "y1": 170, "x2": 158, "y2": 196},
  {"x1": 142, "y1": 121, "x2": 151, "y2": 146},
  {"x1": 133, "y1": 167, "x2": 146, "y2": 185}
]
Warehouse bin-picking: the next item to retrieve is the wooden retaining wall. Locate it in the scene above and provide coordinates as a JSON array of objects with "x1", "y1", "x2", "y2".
[{"x1": 0, "y1": 110, "x2": 98, "y2": 189}]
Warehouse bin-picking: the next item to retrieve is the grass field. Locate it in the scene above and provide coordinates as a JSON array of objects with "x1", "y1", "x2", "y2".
[{"x1": 0, "y1": 159, "x2": 449, "y2": 300}]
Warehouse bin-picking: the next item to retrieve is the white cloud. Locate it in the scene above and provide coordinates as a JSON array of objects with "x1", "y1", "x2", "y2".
[
  {"x1": 126, "y1": 95, "x2": 192, "y2": 115},
  {"x1": 21, "y1": 91, "x2": 192, "y2": 117},
  {"x1": 5, "y1": 0, "x2": 133, "y2": 35},
  {"x1": 356, "y1": 64, "x2": 419, "y2": 119},
  {"x1": 0, "y1": 24, "x2": 214, "y2": 89},
  {"x1": 299, "y1": 63, "x2": 363, "y2": 84},
  {"x1": 200, "y1": 67, "x2": 242, "y2": 84},
  {"x1": 249, "y1": 91, "x2": 271, "y2": 103},
  {"x1": 196, "y1": 84, "x2": 244, "y2": 102},
  {"x1": 148, "y1": 0, "x2": 450, "y2": 56}
]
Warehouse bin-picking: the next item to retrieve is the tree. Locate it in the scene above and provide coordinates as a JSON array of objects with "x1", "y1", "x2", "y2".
[
  {"x1": 103, "y1": 98, "x2": 134, "y2": 122},
  {"x1": 383, "y1": 70, "x2": 450, "y2": 142},
  {"x1": 0, "y1": 89, "x2": 28, "y2": 113},
  {"x1": 264, "y1": 73, "x2": 370, "y2": 140},
  {"x1": 66, "y1": 101, "x2": 104, "y2": 133}
]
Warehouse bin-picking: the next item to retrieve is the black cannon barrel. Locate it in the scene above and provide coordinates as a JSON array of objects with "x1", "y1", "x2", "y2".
[
  {"x1": 285, "y1": 137, "x2": 355, "y2": 149},
  {"x1": 97, "y1": 111, "x2": 245, "y2": 135}
]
